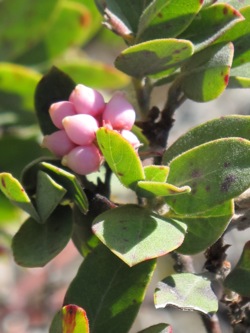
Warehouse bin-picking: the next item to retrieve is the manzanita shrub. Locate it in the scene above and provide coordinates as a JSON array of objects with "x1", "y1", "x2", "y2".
[{"x1": 1, "y1": 0, "x2": 250, "y2": 332}]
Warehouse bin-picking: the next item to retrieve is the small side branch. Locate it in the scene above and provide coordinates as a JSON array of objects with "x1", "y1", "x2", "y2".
[
  {"x1": 137, "y1": 79, "x2": 186, "y2": 164},
  {"x1": 132, "y1": 77, "x2": 152, "y2": 119}
]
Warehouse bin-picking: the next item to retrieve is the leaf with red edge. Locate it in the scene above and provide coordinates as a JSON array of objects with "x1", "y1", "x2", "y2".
[
  {"x1": 63, "y1": 305, "x2": 89, "y2": 333},
  {"x1": 217, "y1": 0, "x2": 250, "y2": 10},
  {"x1": 216, "y1": 6, "x2": 250, "y2": 67},
  {"x1": 49, "y1": 305, "x2": 89, "y2": 333},
  {"x1": 180, "y1": 42, "x2": 234, "y2": 102},
  {"x1": 92, "y1": 204, "x2": 187, "y2": 267},
  {"x1": 180, "y1": 3, "x2": 244, "y2": 51}
]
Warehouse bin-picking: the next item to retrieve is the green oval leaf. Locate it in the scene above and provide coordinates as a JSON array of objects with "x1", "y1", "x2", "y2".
[
  {"x1": 180, "y1": 42, "x2": 234, "y2": 102},
  {"x1": 0, "y1": 173, "x2": 39, "y2": 221},
  {"x1": 180, "y1": 3, "x2": 243, "y2": 51},
  {"x1": 96, "y1": 128, "x2": 145, "y2": 189},
  {"x1": 57, "y1": 59, "x2": 130, "y2": 89},
  {"x1": 12, "y1": 205, "x2": 73, "y2": 267},
  {"x1": 64, "y1": 244, "x2": 156, "y2": 333},
  {"x1": 115, "y1": 39, "x2": 194, "y2": 78},
  {"x1": 166, "y1": 138, "x2": 250, "y2": 214},
  {"x1": 41, "y1": 162, "x2": 88, "y2": 214},
  {"x1": 0, "y1": 0, "x2": 60, "y2": 60},
  {"x1": 154, "y1": 273, "x2": 218, "y2": 315},
  {"x1": 224, "y1": 240, "x2": 250, "y2": 296},
  {"x1": 171, "y1": 200, "x2": 234, "y2": 255},
  {"x1": 35, "y1": 67, "x2": 75, "y2": 135},
  {"x1": 92, "y1": 205, "x2": 187, "y2": 266},
  {"x1": 163, "y1": 115, "x2": 250, "y2": 164},
  {"x1": 216, "y1": 6, "x2": 250, "y2": 67},
  {"x1": 137, "y1": 0, "x2": 203, "y2": 42},
  {"x1": 36, "y1": 170, "x2": 67, "y2": 223}
]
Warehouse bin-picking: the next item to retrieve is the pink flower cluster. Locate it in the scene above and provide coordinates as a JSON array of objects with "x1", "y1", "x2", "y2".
[{"x1": 42, "y1": 84, "x2": 139, "y2": 175}]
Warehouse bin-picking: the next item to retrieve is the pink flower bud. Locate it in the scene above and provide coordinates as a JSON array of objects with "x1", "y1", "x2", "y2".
[
  {"x1": 42, "y1": 130, "x2": 76, "y2": 157},
  {"x1": 62, "y1": 145, "x2": 103, "y2": 175},
  {"x1": 49, "y1": 101, "x2": 76, "y2": 129},
  {"x1": 121, "y1": 129, "x2": 141, "y2": 149},
  {"x1": 69, "y1": 84, "x2": 105, "y2": 117},
  {"x1": 62, "y1": 114, "x2": 98, "y2": 146},
  {"x1": 102, "y1": 92, "x2": 136, "y2": 130}
]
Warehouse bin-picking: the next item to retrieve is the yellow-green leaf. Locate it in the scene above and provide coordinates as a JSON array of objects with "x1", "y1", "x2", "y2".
[{"x1": 96, "y1": 128, "x2": 145, "y2": 190}]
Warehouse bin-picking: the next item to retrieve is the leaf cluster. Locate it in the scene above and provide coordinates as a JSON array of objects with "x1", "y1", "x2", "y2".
[
  {"x1": 96, "y1": 0, "x2": 250, "y2": 104},
  {"x1": 1, "y1": 1, "x2": 250, "y2": 333}
]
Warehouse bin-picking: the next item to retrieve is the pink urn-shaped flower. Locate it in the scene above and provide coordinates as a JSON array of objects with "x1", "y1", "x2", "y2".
[{"x1": 42, "y1": 84, "x2": 139, "y2": 175}]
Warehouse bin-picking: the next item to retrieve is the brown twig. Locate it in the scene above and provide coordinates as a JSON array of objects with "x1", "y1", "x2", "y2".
[
  {"x1": 201, "y1": 313, "x2": 223, "y2": 333},
  {"x1": 171, "y1": 251, "x2": 195, "y2": 273},
  {"x1": 136, "y1": 79, "x2": 186, "y2": 167}
]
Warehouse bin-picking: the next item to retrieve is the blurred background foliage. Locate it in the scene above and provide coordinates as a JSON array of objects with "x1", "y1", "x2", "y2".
[{"x1": 0, "y1": 0, "x2": 129, "y2": 236}]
